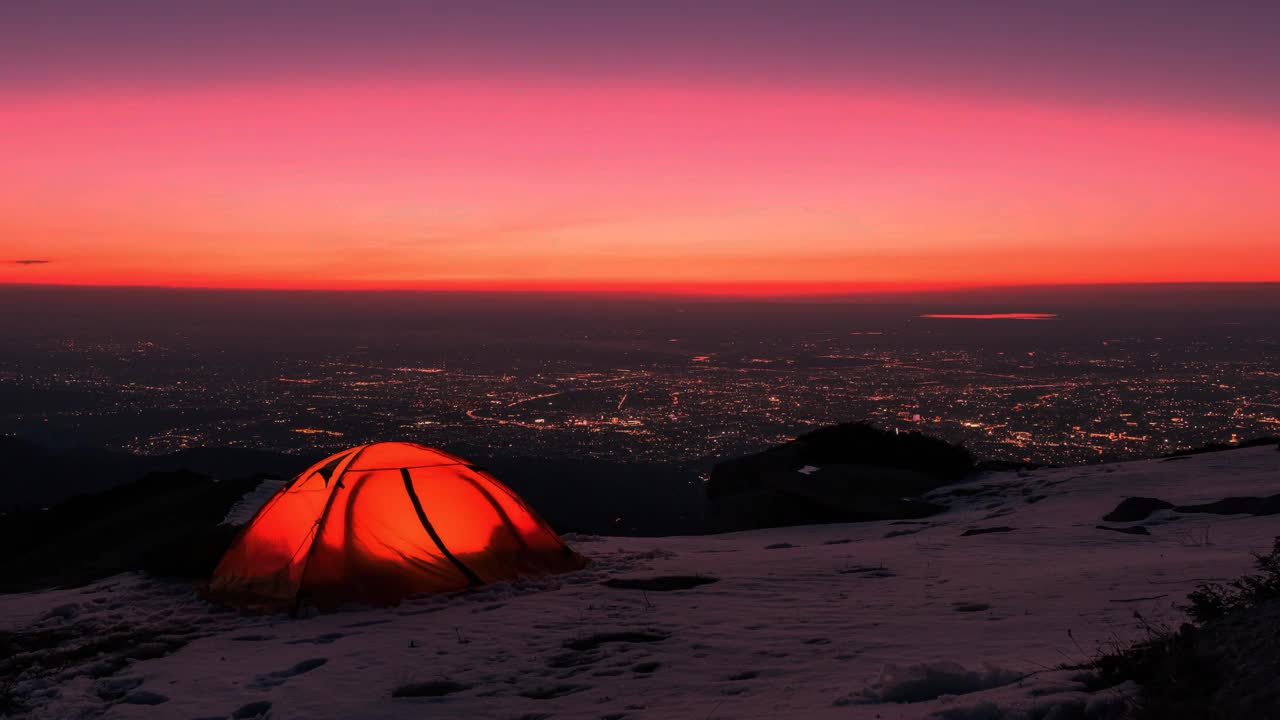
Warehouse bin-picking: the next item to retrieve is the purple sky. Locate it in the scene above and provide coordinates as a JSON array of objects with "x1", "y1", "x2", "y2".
[{"x1": 5, "y1": 1, "x2": 1279, "y2": 117}]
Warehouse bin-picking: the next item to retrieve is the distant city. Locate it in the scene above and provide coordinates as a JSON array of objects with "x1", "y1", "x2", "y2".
[{"x1": 4, "y1": 286, "x2": 1277, "y2": 469}]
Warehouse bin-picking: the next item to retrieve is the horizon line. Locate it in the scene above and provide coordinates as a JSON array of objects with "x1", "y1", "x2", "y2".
[{"x1": 3, "y1": 279, "x2": 1278, "y2": 299}]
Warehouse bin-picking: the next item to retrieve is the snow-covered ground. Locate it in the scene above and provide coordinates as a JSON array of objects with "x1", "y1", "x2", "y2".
[{"x1": 4, "y1": 446, "x2": 1278, "y2": 720}]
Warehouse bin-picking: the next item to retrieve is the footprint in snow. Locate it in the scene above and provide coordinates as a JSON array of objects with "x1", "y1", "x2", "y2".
[
  {"x1": 250, "y1": 658, "x2": 328, "y2": 689},
  {"x1": 94, "y1": 677, "x2": 143, "y2": 701},
  {"x1": 839, "y1": 566, "x2": 895, "y2": 578},
  {"x1": 562, "y1": 631, "x2": 669, "y2": 652},
  {"x1": 121, "y1": 690, "x2": 168, "y2": 705},
  {"x1": 520, "y1": 684, "x2": 590, "y2": 699},
  {"x1": 391, "y1": 680, "x2": 469, "y2": 698},
  {"x1": 342, "y1": 618, "x2": 391, "y2": 628},
  {"x1": 231, "y1": 700, "x2": 272, "y2": 719},
  {"x1": 546, "y1": 649, "x2": 606, "y2": 669},
  {"x1": 286, "y1": 632, "x2": 350, "y2": 645}
]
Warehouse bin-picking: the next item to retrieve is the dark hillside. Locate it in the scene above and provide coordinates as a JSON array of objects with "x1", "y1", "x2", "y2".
[
  {"x1": 0, "y1": 435, "x2": 308, "y2": 508},
  {"x1": 706, "y1": 422, "x2": 974, "y2": 531},
  {"x1": 0, "y1": 470, "x2": 266, "y2": 592},
  {"x1": 0, "y1": 442, "x2": 706, "y2": 592},
  {"x1": 707, "y1": 422, "x2": 973, "y2": 500}
]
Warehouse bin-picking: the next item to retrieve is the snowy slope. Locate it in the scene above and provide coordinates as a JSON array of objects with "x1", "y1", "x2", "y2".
[
  {"x1": 220, "y1": 480, "x2": 287, "y2": 526},
  {"x1": 3, "y1": 446, "x2": 1278, "y2": 720}
]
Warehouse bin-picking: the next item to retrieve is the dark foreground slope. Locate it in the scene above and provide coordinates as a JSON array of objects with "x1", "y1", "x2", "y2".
[{"x1": 1093, "y1": 537, "x2": 1280, "y2": 718}]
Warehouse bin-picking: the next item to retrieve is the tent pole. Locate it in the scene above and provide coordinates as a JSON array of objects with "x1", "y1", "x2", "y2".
[{"x1": 290, "y1": 444, "x2": 371, "y2": 616}]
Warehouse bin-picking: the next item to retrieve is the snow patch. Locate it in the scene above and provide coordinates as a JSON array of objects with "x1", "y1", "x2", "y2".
[
  {"x1": 221, "y1": 479, "x2": 287, "y2": 525},
  {"x1": 844, "y1": 662, "x2": 1024, "y2": 705},
  {"x1": 2, "y1": 446, "x2": 1277, "y2": 719}
]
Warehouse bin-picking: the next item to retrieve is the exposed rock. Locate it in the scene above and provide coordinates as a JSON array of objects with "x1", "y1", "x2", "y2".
[
  {"x1": 1103, "y1": 497, "x2": 1174, "y2": 522},
  {"x1": 1104, "y1": 493, "x2": 1280, "y2": 526},
  {"x1": 1175, "y1": 495, "x2": 1280, "y2": 517},
  {"x1": 706, "y1": 423, "x2": 970, "y2": 532},
  {"x1": 961, "y1": 526, "x2": 1015, "y2": 537},
  {"x1": 1097, "y1": 524, "x2": 1152, "y2": 536}
]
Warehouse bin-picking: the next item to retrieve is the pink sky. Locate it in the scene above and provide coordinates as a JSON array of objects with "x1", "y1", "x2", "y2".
[{"x1": 3, "y1": 4, "x2": 1279, "y2": 293}]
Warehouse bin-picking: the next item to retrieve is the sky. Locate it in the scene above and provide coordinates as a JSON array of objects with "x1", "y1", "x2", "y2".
[{"x1": 2, "y1": 1, "x2": 1279, "y2": 294}]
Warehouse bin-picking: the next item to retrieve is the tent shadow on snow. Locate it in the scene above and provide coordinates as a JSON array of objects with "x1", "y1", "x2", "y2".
[{"x1": 207, "y1": 442, "x2": 588, "y2": 611}]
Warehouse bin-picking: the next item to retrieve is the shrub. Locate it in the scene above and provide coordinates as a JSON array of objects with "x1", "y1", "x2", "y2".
[
  {"x1": 1090, "y1": 536, "x2": 1280, "y2": 718},
  {"x1": 1186, "y1": 537, "x2": 1280, "y2": 623},
  {"x1": 1089, "y1": 617, "x2": 1218, "y2": 716}
]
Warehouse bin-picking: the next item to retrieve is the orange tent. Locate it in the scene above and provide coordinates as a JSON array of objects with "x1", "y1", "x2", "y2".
[{"x1": 209, "y1": 442, "x2": 588, "y2": 609}]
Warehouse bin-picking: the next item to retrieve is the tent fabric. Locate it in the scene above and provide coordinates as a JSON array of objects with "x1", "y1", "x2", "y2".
[{"x1": 209, "y1": 442, "x2": 587, "y2": 609}]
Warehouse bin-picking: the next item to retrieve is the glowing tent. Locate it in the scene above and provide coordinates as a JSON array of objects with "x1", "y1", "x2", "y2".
[{"x1": 210, "y1": 442, "x2": 588, "y2": 609}]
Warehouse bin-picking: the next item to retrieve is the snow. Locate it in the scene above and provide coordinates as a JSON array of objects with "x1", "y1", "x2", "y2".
[
  {"x1": 221, "y1": 480, "x2": 287, "y2": 526},
  {"x1": 4, "y1": 446, "x2": 1278, "y2": 719}
]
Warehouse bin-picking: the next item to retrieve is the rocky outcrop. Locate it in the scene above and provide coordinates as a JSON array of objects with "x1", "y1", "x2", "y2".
[
  {"x1": 1103, "y1": 497, "x2": 1175, "y2": 522},
  {"x1": 706, "y1": 423, "x2": 972, "y2": 532},
  {"x1": 1176, "y1": 495, "x2": 1280, "y2": 517},
  {"x1": 1103, "y1": 494, "x2": 1280, "y2": 523}
]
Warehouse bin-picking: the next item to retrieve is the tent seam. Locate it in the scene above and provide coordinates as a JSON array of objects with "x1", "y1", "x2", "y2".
[
  {"x1": 400, "y1": 467, "x2": 484, "y2": 587},
  {"x1": 291, "y1": 443, "x2": 371, "y2": 613}
]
